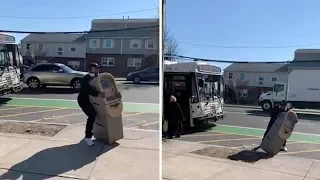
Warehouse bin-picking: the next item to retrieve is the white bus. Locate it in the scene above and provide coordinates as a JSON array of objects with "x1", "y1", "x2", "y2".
[
  {"x1": 164, "y1": 60, "x2": 225, "y2": 128},
  {"x1": 0, "y1": 33, "x2": 23, "y2": 96}
]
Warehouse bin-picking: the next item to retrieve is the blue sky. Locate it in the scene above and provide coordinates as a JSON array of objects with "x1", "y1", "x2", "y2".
[
  {"x1": 166, "y1": 0, "x2": 320, "y2": 69},
  {"x1": 2, "y1": 0, "x2": 158, "y2": 42}
]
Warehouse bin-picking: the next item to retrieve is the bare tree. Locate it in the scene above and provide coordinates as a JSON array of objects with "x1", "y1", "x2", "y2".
[
  {"x1": 25, "y1": 45, "x2": 47, "y2": 64},
  {"x1": 164, "y1": 29, "x2": 182, "y2": 57},
  {"x1": 228, "y1": 78, "x2": 249, "y2": 105}
]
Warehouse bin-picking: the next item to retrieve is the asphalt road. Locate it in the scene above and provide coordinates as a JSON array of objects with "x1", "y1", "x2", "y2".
[
  {"x1": 5, "y1": 81, "x2": 159, "y2": 104},
  {"x1": 175, "y1": 106, "x2": 320, "y2": 161},
  {"x1": 0, "y1": 106, "x2": 159, "y2": 131},
  {"x1": 222, "y1": 106, "x2": 320, "y2": 135}
]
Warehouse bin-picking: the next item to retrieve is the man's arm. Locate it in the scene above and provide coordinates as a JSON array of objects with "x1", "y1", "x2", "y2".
[{"x1": 81, "y1": 74, "x2": 100, "y2": 97}]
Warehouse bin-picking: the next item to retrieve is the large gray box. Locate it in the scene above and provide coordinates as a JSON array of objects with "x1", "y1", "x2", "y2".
[
  {"x1": 89, "y1": 73, "x2": 124, "y2": 144},
  {"x1": 260, "y1": 110, "x2": 298, "y2": 155}
]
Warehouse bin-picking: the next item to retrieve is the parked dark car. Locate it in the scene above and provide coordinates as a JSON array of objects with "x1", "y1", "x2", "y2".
[{"x1": 126, "y1": 66, "x2": 159, "y2": 84}]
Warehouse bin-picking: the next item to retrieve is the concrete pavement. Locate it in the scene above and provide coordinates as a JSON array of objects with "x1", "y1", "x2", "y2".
[
  {"x1": 0, "y1": 124, "x2": 159, "y2": 180},
  {"x1": 163, "y1": 139, "x2": 320, "y2": 180}
]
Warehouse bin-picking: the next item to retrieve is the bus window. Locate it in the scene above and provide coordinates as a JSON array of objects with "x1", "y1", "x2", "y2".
[{"x1": 196, "y1": 74, "x2": 214, "y2": 102}]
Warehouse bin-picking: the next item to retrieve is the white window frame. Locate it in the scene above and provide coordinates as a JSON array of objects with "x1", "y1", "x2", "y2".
[
  {"x1": 70, "y1": 44, "x2": 77, "y2": 52},
  {"x1": 271, "y1": 77, "x2": 277, "y2": 82},
  {"x1": 130, "y1": 39, "x2": 142, "y2": 49},
  {"x1": 240, "y1": 73, "x2": 245, "y2": 80},
  {"x1": 68, "y1": 61, "x2": 80, "y2": 70},
  {"x1": 26, "y1": 43, "x2": 31, "y2": 50},
  {"x1": 38, "y1": 44, "x2": 44, "y2": 52},
  {"x1": 101, "y1": 57, "x2": 115, "y2": 67},
  {"x1": 57, "y1": 47, "x2": 64, "y2": 52},
  {"x1": 103, "y1": 39, "x2": 114, "y2": 48},
  {"x1": 145, "y1": 39, "x2": 156, "y2": 49},
  {"x1": 89, "y1": 39, "x2": 100, "y2": 49},
  {"x1": 258, "y1": 76, "x2": 264, "y2": 85},
  {"x1": 127, "y1": 58, "x2": 142, "y2": 67}
]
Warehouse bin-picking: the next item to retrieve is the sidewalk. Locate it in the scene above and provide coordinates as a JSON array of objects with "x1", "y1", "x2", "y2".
[
  {"x1": 162, "y1": 140, "x2": 320, "y2": 180},
  {"x1": 0, "y1": 125, "x2": 159, "y2": 180}
]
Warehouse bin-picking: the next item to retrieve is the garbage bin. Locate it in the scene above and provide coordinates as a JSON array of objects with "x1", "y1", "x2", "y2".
[
  {"x1": 260, "y1": 110, "x2": 298, "y2": 155},
  {"x1": 89, "y1": 72, "x2": 124, "y2": 144}
]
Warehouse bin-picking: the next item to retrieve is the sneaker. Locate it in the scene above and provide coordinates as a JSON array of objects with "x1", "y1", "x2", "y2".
[
  {"x1": 83, "y1": 138, "x2": 94, "y2": 146},
  {"x1": 281, "y1": 147, "x2": 288, "y2": 152}
]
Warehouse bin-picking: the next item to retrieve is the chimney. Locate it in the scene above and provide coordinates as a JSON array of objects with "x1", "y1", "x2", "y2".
[
  {"x1": 127, "y1": 16, "x2": 129, "y2": 19},
  {"x1": 122, "y1": 16, "x2": 124, "y2": 20}
]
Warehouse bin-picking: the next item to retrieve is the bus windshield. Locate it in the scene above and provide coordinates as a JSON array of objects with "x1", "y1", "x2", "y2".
[
  {"x1": 0, "y1": 43, "x2": 19, "y2": 68},
  {"x1": 196, "y1": 73, "x2": 222, "y2": 102}
]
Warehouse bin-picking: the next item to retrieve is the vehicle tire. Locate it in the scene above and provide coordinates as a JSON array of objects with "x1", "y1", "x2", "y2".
[
  {"x1": 133, "y1": 76, "x2": 141, "y2": 84},
  {"x1": 261, "y1": 100, "x2": 272, "y2": 112},
  {"x1": 71, "y1": 78, "x2": 82, "y2": 90},
  {"x1": 27, "y1": 77, "x2": 40, "y2": 89}
]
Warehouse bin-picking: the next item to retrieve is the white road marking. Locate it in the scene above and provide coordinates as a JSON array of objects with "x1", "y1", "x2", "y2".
[
  {"x1": 217, "y1": 124, "x2": 320, "y2": 137},
  {"x1": 225, "y1": 111, "x2": 315, "y2": 126}
]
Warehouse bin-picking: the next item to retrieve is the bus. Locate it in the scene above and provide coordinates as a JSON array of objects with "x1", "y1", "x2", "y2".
[
  {"x1": 164, "y1": 60, "x2": 225, "y2": 128},
  {"x1": 0, "y1": 33, "x2": 23, "y2": 96}
]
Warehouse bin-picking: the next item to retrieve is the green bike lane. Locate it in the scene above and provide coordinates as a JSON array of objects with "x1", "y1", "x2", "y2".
[{"x1": 0, "y1": 97, "x2": 159, "y2": 113}]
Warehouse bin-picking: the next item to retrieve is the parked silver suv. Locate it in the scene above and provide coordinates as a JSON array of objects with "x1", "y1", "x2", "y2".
[{"x1": 23, "y1": 63, "x2": 87, "y2": 89}]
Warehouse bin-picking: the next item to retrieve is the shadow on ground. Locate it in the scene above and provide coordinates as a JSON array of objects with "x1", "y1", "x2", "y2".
[
  {"x1": 16, "y1": 87, "x2": 79, "y2": 95},
  {"x1": 228, "y1": 148, "x2": 274, "y2": 163},
  {"x1": 246, "y1": 110, "x2": 320, "y2": 121},
  {"x1": 0, "y1": 141, "x2": 119, "y2": 180},
  {"x1": 0, "y1": 97, "x2": 12, "y2": 106}
]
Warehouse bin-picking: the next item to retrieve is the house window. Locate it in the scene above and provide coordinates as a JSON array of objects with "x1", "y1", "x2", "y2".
[
  {"x1": 89, "y1": 39, "x2": 100, "y2": 49},
  {"x1": 26, "y1": 44, "x2": 31, "y2": 50},
  {"x1": 70, "y1": 44, "x2": 77, "y2": 52},
  {"x1": 272, "y1": 77, "x2": 277, "y2": 82},
  {"x1": 228, "y1": 73, "x2": 233, "y2": 79},
  {"x1": 127, "y1": 58, "x2": 142, "y2": 67},
  {"x1": 240, "y1": 73, "x2": 245, "y2": 80},
  {"x1": 130, "y1": 39, "x2": 142, "y2": 49},
  {"x1": 68, "y1": 61, "x2": 80, "y2": 70},
  {"x1": 57, "y1": 47, "x2": 63, "y2": 52},
  {"x1": 37, "y1": 60, "x2": 47, "y2": 63},
  {"x1": 101, "y1": 57, "x2": 115, "y2": 67},
  {"x1": 38, "y1": 44, "x2": 44, "y2": 51},
  {"x1": 145, "y1": 39, "x2": 156, "y2": 49},
  {"x1": 238, "y1": 89, "x2": 248, "y2": 98},
  {"x1": 103, "y1": 39, "x2": 114, "y2": 48},
  {"x1": 258, "y1": 76, "x2": 264, "y2": 85}
]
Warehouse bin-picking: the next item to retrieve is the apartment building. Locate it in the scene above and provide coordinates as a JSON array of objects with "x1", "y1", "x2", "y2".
[
  {"x1": 85, "y1": 18, "x2": 159, "y2": 77},
  {"x1": 224, "y1": 63, "x2": 288, "y2": 103},
  {"x1": 20, "y1": 34, "x2": 86, "y2": 71}
]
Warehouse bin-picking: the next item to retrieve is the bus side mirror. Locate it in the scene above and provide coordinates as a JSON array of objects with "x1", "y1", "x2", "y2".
[{"x1": 198, "y1": 79, "x2": 204, "y2": 87}]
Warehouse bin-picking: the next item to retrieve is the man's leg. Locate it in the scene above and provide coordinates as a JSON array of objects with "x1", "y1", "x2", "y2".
[{"x1": 79, "y1": 100, "x2": 96, "y2": 146}]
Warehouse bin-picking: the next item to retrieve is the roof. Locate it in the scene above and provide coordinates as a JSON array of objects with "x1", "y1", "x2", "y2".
[
  {"x1": 85, "y1": 26, "x2": 158, "y2": 38},
  {"x1": 20, "y1": 34, "x2": 86, "y2": 43},
  {"x1": 224, "y1": 63, "x2": 288, "y2": 73},
  {"x1": 91, "y1": 18, "x2": 159, "y2": 24}
]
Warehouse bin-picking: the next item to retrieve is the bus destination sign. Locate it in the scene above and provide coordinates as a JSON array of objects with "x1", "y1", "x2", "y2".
[
  {"x1": 198, "y1": 65, "x2": 221, "y2": 73},
  {"x1": 0, "y1": 34, "x2": 15, "y2": 43}
]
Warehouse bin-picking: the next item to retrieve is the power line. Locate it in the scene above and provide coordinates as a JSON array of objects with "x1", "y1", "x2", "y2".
[
  {"x1": 165, "y1": 54, "x2": 320, "y2": 64},
  {"x1": 179, "y1": 41, "x2": 320, "y2": 49},
  {"x1": 0, "y1": 25, "x2": 159, "y2": 34},
  {"x1": 0, "y1": 8, "x2": 157, "y2": 19}
]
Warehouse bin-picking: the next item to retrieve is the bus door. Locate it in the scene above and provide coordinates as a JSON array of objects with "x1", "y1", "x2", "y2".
[{"x1": 164, "y1": 73, "x2": 192, "y2": 127}]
